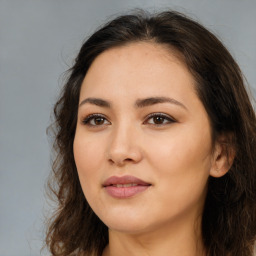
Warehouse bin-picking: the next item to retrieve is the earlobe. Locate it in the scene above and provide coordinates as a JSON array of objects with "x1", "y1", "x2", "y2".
[{"x1": 209, "y1": 138, "x2": 236, "y2": 178}]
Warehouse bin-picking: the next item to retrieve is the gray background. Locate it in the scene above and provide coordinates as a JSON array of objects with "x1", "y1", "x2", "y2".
[{"x1": 0, "y1": 0, "x2": 255, "y2": 255}]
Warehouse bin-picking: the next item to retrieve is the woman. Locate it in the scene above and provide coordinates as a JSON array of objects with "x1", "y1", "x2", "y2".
[{"x1": 46, "y1": 10, "x2": 256, "y2": 256}]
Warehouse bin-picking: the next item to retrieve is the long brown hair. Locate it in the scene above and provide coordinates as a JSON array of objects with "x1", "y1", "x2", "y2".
[{"x1": 46, "y1": 10, "x2": 256, "y2": 256}]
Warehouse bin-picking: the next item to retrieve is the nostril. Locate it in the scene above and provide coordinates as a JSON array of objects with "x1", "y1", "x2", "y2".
[
  {"x1": 108, "y1": 159, "x2": 115, "y2": 164},
  {"x1": 107, "y1": 147, "x2": 143, "y2": 165},
  {"x1": 108, "y1": 157, "x2": 134, "y2": 166}
]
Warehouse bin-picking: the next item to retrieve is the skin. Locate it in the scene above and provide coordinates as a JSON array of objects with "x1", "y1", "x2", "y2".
[{"x1": 73, "y1": 42, "x2": 230, "y2": 256}]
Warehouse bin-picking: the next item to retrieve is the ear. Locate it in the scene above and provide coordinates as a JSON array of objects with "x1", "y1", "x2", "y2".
[{"x1": 209, "y1": 134, "x2": 236, "y2": 178}]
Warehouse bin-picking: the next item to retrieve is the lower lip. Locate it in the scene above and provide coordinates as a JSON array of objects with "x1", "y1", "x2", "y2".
[{"x1": 104, "y1": 185, "x2": 150, "y2": 198}]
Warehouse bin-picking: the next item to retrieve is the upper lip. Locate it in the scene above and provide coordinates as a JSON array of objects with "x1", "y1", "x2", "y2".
[{"x1": 103, "y1": 175, "x2": 151, "y2": 187}]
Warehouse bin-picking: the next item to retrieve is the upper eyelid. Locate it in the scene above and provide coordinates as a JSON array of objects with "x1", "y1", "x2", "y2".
[
  {"x1": 84, "y1": 113, "x2": 107, "y2": 119},
  {"x1": 144, "y1": 112, "x2": 176, "y2": 121},
  {"x1": 82, "y1": 113, "x2": 111, "y2": 124}
]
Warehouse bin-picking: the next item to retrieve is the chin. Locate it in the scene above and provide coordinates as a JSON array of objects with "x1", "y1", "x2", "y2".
[
  {"x1": 107, "y1": 222, "x2": 150, "y2": 234},
  {"x1": 99, "y1": 211, "x2": 152, "y2": 234}
]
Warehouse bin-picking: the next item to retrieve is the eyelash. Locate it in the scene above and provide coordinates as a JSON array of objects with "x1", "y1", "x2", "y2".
[
  {"x1": 82, "y1": 113, "x2": 176, "y2": 127},
  {"x1": 82, "y1": 114, "x2": 110, "y2": 127},
  {"x1": 144, "y1": 113, "x2": 176, "y2": 126}
]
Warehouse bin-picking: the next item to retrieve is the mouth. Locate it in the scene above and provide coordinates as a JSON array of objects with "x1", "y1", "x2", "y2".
[
  {"x1": 111, "y1": 183, "x2": 140, "y2": 187},
  {"x1": 103, "y1": 175, "x2": 152, "y2": 198}
]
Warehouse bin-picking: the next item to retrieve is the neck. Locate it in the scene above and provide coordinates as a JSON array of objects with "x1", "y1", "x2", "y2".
[{"x1": 102, "y1": 215, "x2": 206, "y2": 256}]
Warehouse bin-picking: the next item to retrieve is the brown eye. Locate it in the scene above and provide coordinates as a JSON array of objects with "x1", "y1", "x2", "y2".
[
  {"x1": 94, "y1": 117, "x2": 105, "y2": 125},
  {"x1": 152, "y1": 116, "x2": 165, "y2": 124},
  {"x1": 82, "y1": 114, "x2": 110, "y2": 126},
  {"x1": 145, "y1": 113, "x2": 176, "y2": 126}
]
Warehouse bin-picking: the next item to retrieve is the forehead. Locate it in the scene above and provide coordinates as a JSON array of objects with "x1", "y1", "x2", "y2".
[{"x1": 80, "y1": 42, "x2": 197, "y2": 102}]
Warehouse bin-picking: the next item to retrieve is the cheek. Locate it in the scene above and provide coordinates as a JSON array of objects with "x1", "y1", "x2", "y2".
[
  {"x1": 146, "y1": 125, "x2": 212, "y2": 200},
  {"x1": 74, "y1": 138, "x2": 102, "y2": 169},
  {"x1": 148, "y1": 122, "x2": 213, "y2": 171},
  {"x1": 73, "y1": 133, "x2": 105, "y2": 193}
]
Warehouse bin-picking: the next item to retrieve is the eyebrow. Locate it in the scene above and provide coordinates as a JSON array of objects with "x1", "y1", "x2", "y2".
[
  {"x1": 79, "y1": 96, "x2": 187, "y2": 110},
  {"x1": 79, "y1": 98, "x2": 111, "y2": 108},
  {"x1": 135, "y1": 97, "x2": 187, "y2": 110}
]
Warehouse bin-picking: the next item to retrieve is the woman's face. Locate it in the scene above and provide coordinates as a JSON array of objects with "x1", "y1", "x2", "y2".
[{"x1": 74, "y1": 42, "x2": 214, "y2": 234}]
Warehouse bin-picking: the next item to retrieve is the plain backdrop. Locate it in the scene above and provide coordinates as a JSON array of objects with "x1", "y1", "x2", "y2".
[{"x1": 0, "y1": 0, "x2": 255, "y2": 255}]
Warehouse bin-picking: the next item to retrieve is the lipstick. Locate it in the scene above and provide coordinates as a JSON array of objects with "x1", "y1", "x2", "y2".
[{"x1": 103, "y1": 175, "x2": 151, "y2": 198}]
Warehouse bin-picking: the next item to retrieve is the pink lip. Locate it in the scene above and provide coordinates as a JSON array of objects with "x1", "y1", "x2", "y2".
[{"x1": 103, "y1": 175, "x2": 151, "y2": 199}]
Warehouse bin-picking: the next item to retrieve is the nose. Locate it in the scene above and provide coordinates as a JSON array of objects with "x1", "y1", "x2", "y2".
[{"x1": 107, "y1": 123, "x2": 143, "y2": 166}]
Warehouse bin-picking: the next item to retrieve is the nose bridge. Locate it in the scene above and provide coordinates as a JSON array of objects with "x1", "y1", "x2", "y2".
[
  {"x1": 110, "y1": 119, "x2": 135, "y2": 153},
  {"x1": 108, "y1": 119, "x2": 142, "y2": 165}
]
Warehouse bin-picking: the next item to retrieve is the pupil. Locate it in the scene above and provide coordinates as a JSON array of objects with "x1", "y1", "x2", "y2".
[
  {"x1": 154, "y1": 116, "x2": 164, "y2": 124},
  {"x1": 95, "y1": 117, "x2": 104, "y2": 125}
]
